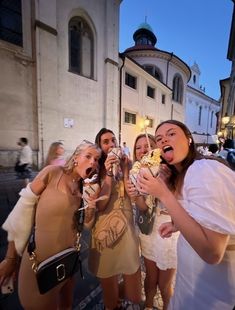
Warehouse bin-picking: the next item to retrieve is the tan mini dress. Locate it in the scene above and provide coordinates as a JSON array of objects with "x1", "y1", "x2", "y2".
[
  {"x1": 88, "y1": 179, "x2": 140, "y2": 278},
  {"x1": 18, "y1": 166, "x2": 80, "y2": 309}
]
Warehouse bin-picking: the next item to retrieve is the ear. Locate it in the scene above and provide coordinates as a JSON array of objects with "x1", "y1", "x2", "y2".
[{"x1": 189, "y1": 138, "x2": 192, "y2": 145}]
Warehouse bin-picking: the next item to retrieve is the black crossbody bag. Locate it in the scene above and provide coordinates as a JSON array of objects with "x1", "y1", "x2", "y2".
[{"x1": 27, "y1": 184, "x2": 84, "y2": 295}]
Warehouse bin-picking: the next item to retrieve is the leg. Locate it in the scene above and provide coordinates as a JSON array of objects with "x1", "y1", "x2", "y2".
[
  {"x1": 143, "y1": 257, "x2": 159, "y2": 308},
  {"x1": 58, "y1": 278, "x2": 75, "y2": 310},
  {"x1": 158, "y1": 268, "x2": 176, "y2": 310},
  {"x1": 99, "y1": 275, "x2": 119, "y2": 309},
  {"x1": 122, "y1": 267, "x2": 142, "y2": 304}
]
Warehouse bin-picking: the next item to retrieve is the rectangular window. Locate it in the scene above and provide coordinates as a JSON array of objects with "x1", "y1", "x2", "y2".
[
  {"x1": 124, "y1": 112, "x2": 136, "y2": 124},
  {"x1": 125, "y1": 72, "x2": 137, "y2": 89},
  {"x1": 161, "y1": 94, "x2": 165, "y2": 104},
  {"x1": 0, "y1": 0, "x2": 23, "y2": 46},
  {"x1": 147, "y1": 86, "x2": 155, "y2": 99}
]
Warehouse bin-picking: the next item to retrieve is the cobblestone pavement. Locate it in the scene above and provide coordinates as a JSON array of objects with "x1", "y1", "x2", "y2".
[{"x1": 0, "y1": 170, "x2": 163, "y2": 310}]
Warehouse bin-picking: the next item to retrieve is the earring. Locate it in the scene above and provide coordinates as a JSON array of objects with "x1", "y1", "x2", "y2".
[{"x1": 73, "y1": 160, "x2": 78, "y2": 166}]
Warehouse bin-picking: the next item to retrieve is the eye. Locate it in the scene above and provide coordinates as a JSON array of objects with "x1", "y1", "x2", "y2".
[{"x1": 155, "y1": 137, "x2": 162, "y2": 143}]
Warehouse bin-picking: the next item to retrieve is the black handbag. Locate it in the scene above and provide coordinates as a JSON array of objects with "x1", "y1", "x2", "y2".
[
  {"x1": 35, "y1": 247, "x2": 81, "y2": 294},
  {"x1": 28, "y1": 183, "x2": 85, "y2": 295},
  {"x1": 137, "y1": 205, "x2": 156, "y2": 235}
]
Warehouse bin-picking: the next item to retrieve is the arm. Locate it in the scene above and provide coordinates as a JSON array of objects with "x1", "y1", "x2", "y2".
[{"x1": 137, "y1": 170, "x2": 229, "y2": 264}]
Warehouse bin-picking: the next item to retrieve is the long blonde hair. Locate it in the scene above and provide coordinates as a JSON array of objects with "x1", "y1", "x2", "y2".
[
  {"x1": 44, "y1": 142, "x2": 64, "y2": 166},
  {"x1": 63, "y1": 140, "x2": 101, "y2": 174}
]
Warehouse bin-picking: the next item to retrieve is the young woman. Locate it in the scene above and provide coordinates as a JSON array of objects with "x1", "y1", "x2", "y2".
[
  {"x1": 44, "y1": 141, "x2": 66, "y2": 167},
  {"x1": 88, "y1": 128, "x2": 141, "y2": 310},
  {"x1": 126, "y1": 133, "x2": 178, "y2": 310},
  {"x1": 137, "y1": 120, "x2": 235, "y2": 310},
  {"x1": 0, "y1": 141, "x2": 101, "y2": 310}
]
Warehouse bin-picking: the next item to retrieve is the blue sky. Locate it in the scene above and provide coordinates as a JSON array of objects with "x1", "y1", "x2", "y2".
[{"x1": 119, "y1": 0, "x2": 233, "y2": 101}]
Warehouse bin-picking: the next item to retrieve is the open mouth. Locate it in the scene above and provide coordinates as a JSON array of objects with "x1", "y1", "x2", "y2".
[
  {"x1": 162, "y1": 146, "x2": 174, "y2": 162},
  {"x1": 85, "y1": 167, "x2": 93, "y2": 177},
  {"x1": 163, "y1": 146, "x2": 173, "y2": 153}
]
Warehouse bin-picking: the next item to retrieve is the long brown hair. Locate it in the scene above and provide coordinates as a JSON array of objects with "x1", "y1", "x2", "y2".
[
  {"x1": 155, "y1": 120, "x2": 222, "y2": 194},
  {"x1": 95, "y1": 128, "x2": 116, "y2": 177},
  {"x1": 155, "y1": 120, "x2": 205, "y2": 194}
]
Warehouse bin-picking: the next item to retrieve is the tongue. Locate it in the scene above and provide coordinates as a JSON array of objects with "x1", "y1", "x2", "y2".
[{"x1": 164, "y1": 150, "x2": 174, "y2": 162}]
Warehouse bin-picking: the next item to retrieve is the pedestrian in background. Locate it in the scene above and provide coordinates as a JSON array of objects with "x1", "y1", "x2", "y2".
[
  {"x1": 137, "y1": 120, "x2": 235, "y2": 310},
  {"x1": 122, "y1": 141, "x2": 131, "y2": 159},
  {"x1": 14, "y1": 137, "x2": 33, "y2": 186},
  {"x1": 44, "y1": 141, "x2": 66, "y2": 167}
]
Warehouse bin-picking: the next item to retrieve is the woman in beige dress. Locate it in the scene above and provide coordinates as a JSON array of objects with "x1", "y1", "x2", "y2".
[
  {"x1": 88, "y1": 128, "x2": 141, "y2": 310},
  {"x1": 0, "y1": 141, "x2": 100, "y2": 310}
]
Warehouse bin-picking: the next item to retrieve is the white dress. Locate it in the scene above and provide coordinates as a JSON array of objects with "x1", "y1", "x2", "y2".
[
  {"x1": 169, "y1": 159, "x2": 235, "y2": 310},
  {"x1": 139, "y1": 200, "x2": 179, "y2": 270}
]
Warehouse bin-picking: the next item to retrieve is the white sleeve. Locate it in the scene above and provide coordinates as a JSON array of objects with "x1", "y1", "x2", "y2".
[
  {"x1": 180, "y1": 159, "x2": 235, "y2": 235},
  {"x1": 2, "y1": 184, "x2": 39, "y2": 255}
]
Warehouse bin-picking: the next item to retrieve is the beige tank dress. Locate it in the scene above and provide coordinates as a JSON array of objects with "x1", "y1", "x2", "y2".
[{"x1": 18, "y1": 166, "x2": 80, "y2": 309}]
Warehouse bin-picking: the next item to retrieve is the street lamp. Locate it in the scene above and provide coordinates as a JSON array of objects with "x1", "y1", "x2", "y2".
[{"x1": 143, "y1": 116, "x2": 151, "y2": 150}]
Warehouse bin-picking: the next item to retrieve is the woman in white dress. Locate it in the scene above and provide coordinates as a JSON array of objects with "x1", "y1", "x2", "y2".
[
  {"x1": 137, "y1": 120, "x2": 235, "y2": 310},
  {"x1": 126, "y1": 134, "x2": 179, "y2": 310}
]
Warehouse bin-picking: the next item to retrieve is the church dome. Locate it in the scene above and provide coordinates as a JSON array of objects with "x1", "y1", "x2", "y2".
[{"x1": 124, "y1": 21, "x2": 157, "y2": 52}]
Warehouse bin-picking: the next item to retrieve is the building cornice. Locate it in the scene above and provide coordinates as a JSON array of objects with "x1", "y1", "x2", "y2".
[{"x1": 124, "y1": 49, "x2": 191, "y2": 81}]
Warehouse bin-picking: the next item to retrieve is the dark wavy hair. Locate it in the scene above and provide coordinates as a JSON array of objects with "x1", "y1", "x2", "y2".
[
  {"x1": 95, "y1": 128, "x2": 116, "y2": 176},
  {"x1": 155, "y1": 120, "x2": 230, "y2": 194}
]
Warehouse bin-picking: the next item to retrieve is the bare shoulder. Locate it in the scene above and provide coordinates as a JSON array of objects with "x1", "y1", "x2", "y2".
[{"x1": 31, "y1": 165, "x2": 63, "y2": 195}]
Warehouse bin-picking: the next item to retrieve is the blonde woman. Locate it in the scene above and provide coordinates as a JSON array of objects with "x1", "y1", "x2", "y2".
[
  {"x1": 0, "y1": 141, "x2": 101, "y2": 309},
  {"x1": 126, "y1": 134, "x2": 178, "y2": 310},
  {"x1": 44, "y1": 141, "x2": 66, "y2": 167}
]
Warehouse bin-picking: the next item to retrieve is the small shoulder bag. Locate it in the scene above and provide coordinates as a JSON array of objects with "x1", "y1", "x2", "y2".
[
  {"x1": 93, "y1": 180, "x2": 128, "y2": 252},
  {"x1": 137, "y1": 196, "x2": 156, "y2": 235}
]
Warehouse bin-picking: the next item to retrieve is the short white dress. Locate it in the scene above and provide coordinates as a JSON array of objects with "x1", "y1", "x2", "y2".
[
  {"x1": 139, "y1": 199, "x2": 179, "y2": 270},
  {"x1": 169, "y1": 159, "x2": 235, "y2": 310}
]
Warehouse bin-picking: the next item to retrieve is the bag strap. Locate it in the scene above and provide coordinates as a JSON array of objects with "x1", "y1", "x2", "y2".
[{"x1": 117, "y1": 180, "x2": 125, "y2": 209}]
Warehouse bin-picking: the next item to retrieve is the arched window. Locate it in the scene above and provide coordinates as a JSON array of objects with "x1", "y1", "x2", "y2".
[
  {"x1": 193, "y1": 74, "x2": 196, "y2": 84},
  {"x1": 69, "y1": 16, "x2": 94, "y2": 78},
  {"x1": 143, "y1": 65, "x2": 163, "y2": 82},
  {"x1": 172, "y1": 74, "x2": 183, "y2": 103},
  {"x1": 210, "y1": 110, "x2": 214, "y2": 128},
  {"x1": 198, "y1": 106, "x2": 202, "y2": 125}
]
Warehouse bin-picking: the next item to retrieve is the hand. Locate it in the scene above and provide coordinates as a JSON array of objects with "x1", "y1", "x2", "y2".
[
  {"x1": 0, "y1": 258, "x2": 18, "y2": 287},
  {"x1": 84, "y1": 193, "x2": 98, "y2": 209},
  {"x1": 125, "y1": 178, "x2": 139, "y2": 198},
  {"x1": 104, "y1": 154, "x2": 119, "y2": 174},
  {"x1": 136, "y1": 168, "x2": 170, "y2": 200},
  {"x1": 158, "y1": 164, "x2": 171, "y2": 182},
  {"x1": 158, "y1": 221, "x2": 178, "y2": 238}
]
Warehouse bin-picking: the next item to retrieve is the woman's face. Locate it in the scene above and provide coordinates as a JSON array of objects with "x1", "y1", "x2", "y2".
[
  {"x1": 74, "y1": 147, "x2": 100, "y2": 179},
  {"x1": 135, "y1": 136, "x2": 156, "y2": 161},
  {"x1": 155, "y1": 123, "x2": 189, "y2": 170},
  {"x1": 56, "y1": 145, "x2": 65, "y2": 156},
  {"x1": 99, "y1": 132, "x2": 117, "y2": 155}
]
